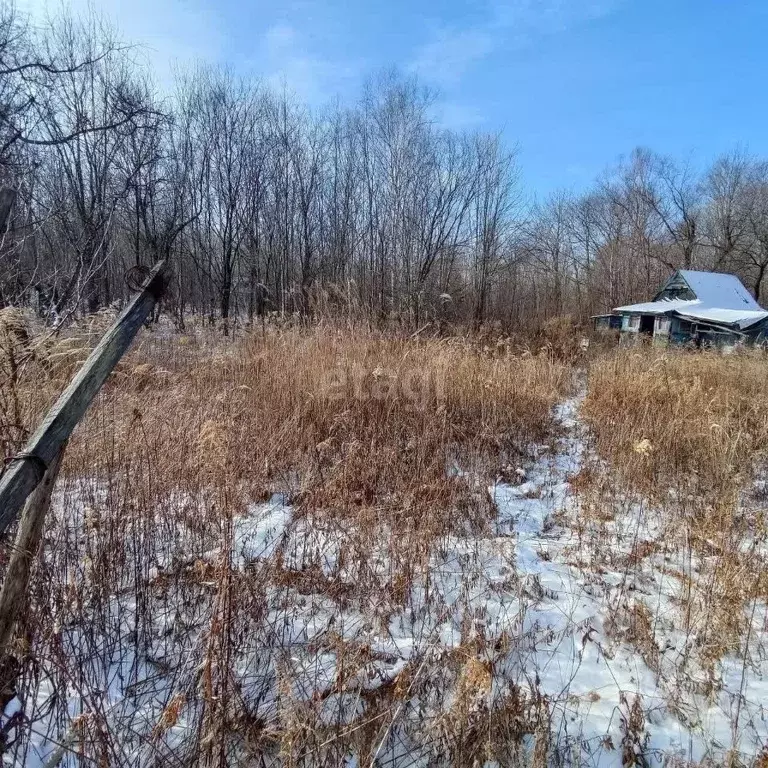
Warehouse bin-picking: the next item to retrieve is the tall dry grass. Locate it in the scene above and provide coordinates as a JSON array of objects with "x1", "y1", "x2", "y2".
[
  {"x1": 0, "y1": 320, "x2": 573, "y2": 766},
  {"x1": 583, "y1": 348, "x2": 768, "y2": 504},
  {"x1": 71, "y1": 326, "x2": 571, "y2": 532},
  {"x1": 581, "y1": 347, "x2": 768, "y2": 684}
]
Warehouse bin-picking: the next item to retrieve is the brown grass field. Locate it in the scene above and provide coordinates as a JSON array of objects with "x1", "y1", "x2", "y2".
[{"x1": 2, "y1": 313, "x2": 768, "y2": 767}]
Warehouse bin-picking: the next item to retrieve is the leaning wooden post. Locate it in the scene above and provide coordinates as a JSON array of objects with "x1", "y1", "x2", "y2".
[
  {"x1": 0, "y1": 260, "x2": 166, "y2": 538},
  {"x1": 0, "y1": 448, "x2": 65, "y2": 656}
]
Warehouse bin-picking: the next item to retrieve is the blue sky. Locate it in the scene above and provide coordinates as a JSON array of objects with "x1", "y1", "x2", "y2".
[{"x1": 21, "y1": 0, "x2": 768, "y2": 196}]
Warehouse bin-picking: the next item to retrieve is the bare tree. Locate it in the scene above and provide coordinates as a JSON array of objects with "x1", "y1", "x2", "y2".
[
  {"x1": 7, "y1": 0, "x2": 768, "y2": 332},
  {"x1": 742, "y1": 162, "x2": 768, "y2": 301},
  {"x1": 470, "y1": 134, "x2": 520, "y2": 327},
  {"x1": 703, "y1": 148, "x2": 753, "y2": 272},
  {"x1": 0, "y1": 5, "x2": 148, "y2": 164},
  {"x1": 183, "y1": 67, "x2": 259, "y2": 333},
  {"x1": 632, "y1": 149, "x2": 702, "y2": 269}
]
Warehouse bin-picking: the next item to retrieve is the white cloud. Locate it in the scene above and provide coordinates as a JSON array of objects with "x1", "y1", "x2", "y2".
[
  {"x1": 256, "y1": 23, "x2": 361, "y2": 107},
  {"x1": 411, "y1": 0, "x2": 623, "y2": 87},
  {"x1": 410, "y1": 27, "x2": 495, "y2": 87},
  {"x1": 17, "y1": 0, "x2": 226, "y2": 88}
]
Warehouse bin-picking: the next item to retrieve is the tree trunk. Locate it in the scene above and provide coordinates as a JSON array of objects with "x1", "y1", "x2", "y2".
[{"x1": 220, "y1": 279, "x2": 231, "y2": 336}]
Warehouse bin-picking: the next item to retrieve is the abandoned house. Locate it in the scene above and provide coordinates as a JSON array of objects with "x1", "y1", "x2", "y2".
[{"x1": 594, "y1": 270, "x2": 768, "y2": 347}]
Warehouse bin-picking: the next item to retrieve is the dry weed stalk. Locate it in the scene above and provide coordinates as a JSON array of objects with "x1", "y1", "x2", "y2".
[
  {"x1": 1, "y1": 322, "x2": 571, "y2": 766},
  {"x1": 577, "y1": 346, "x2": 768, "y2": 758}
]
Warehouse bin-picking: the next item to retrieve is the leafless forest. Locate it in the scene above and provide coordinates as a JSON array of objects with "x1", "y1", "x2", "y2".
[
  {"x1": 3, "y1": 3, "x2": 768, "y2": 332},
  {"x1": 4, "y1": 5, "x2": 768, "y2": 767}
]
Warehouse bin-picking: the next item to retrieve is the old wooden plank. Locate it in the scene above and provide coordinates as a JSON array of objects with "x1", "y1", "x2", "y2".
[
  {"x1": 0, "y1": 447, "x2": 65, "y2": 655},
  {"x1": 0, "y1": 260, "x2": 166, "y2": 538}
]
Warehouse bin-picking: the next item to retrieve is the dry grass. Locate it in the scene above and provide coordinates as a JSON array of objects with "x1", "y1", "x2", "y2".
[
  {"x1": 580, "y1": 346, "x2": 768, "y2": 716},
  {"x1": 5, "y1": 323, "x2": 768, "y2": 766},
  {"x1": 582, "y1": 348, "x2": 768, "y2": 504},
  {"x1": 0, "y1": 319, "x2": 572, "y2": 766},
  {"x1": 0, "y1": 308, "x2": 39, "y2": 460},
  {"x1": 67, "y1": 325, "x2": 571, "y2": 555}
]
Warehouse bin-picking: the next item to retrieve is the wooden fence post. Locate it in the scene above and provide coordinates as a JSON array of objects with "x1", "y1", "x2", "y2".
[
  {"x1": 0, "y1": 447, "x2": 65, "y2": 656},
  {"x1": 0, "y1": 260, "x2": 166, "y2": 538},
  {"x1": 0, "y1": 447, "x2": 65, "y2": 752}
]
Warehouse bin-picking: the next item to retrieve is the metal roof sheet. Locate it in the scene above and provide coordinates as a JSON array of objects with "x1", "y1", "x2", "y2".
[
  {"x1": 673, "y1": 307, "x2": 768, "y2": 330},
  {"x1": 613, "y1": 299, "x2": 699, "y2": 315},
  {"x1": 675, "y1": 270, "x2": 762, "y2": 311},
  {"x1": 614, "y1": 271, "x2": 768, "y2": 330}
]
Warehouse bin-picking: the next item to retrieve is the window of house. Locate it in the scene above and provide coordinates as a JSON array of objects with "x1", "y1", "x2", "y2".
[
  {"x1": 655, "y1": 317, "x2": 671, "y2": 335},
  {"x1": 628, "y1": 315, "x2": 640, "y2": 331}
]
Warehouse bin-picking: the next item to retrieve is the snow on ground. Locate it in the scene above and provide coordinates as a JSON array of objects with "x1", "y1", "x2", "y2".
[
  {"x1": 233, "y1": 493, "x2": 292, "y2": 564},
  {"x1": 241, "y1": 392, "x2": 768, "y2": 765},
  {"x1": 5, "y1": 394, "x2": 768, "y2": 766},
  {"x1": 489, "y1": 394, "x2": 768, "y2": 766}
]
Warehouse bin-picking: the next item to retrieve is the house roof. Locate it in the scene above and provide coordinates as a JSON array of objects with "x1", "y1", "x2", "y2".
[
  {"x1": 614, "y1": 298, "x2": 699, "y2": 315},
  {"x1": 673, "y1": 308, "x2": 768, "y2": 330},
  {"x1": 613, "y1": 270, "x2": 768, "y2": 330},
  {"x1": 672, "y1": 270, "x2": 762, "y2": 311}
]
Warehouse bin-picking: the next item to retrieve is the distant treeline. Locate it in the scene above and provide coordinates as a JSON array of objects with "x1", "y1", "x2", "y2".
[{"x1": 2, "y1": 2, "x2": 768, "y2": 332}]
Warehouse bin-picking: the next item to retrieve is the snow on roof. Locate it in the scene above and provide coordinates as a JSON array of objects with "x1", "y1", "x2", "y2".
[
  {"x1": 613, "y1": 298, "x2": 699, "y2": 315},
  {"x1": 613, "y1": 271, "x2": 768, "y2": 329},
  {"x1": 674, "y1": 307, "x2": 768, "y2": 330},
  {"x1": 675, "y1": 270, "x2": 762, "y2": 310}
]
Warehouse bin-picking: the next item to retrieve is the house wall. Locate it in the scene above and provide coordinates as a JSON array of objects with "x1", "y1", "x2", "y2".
[
  {"x1": 744, "y1": 319, "x2": 768, "y2": 346},
  {"x1": 653, "y1": 316, "x2": 671, "y2": 346},
  {"x1": 620, "y1": 313, "x2": 667, "y2": 346},
  {"x1": 621, "y1": 314, "x2": 671, "y2": 339},
  {"x1": 697, "y1": 329, "x2": 743, "y2": 347},
  {"x1": 621, "y1": 314, "x2": 639, "y2": 333},
  {"x1": 619, "y1": 315, "x2": 637, "y2": 346},
  {"x1": 667, "y1": 319, "x2": 747, "y2": 347},
  {"x1": 594, "y1": 315, "x2": 621, "y2": 332},
  {"x1": 669, "y1": 318, "x2": 693, "y2": 345}
]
